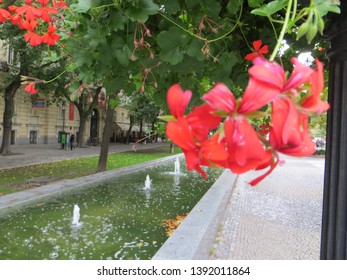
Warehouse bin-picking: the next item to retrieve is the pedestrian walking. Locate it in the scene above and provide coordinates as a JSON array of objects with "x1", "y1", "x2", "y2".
[{"x1": 70, "y1": 134, "x2": 75, "y2": 151}]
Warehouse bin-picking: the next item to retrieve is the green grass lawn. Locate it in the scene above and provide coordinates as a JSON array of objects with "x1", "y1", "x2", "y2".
[{"x1": 0, "y1": 147, "x2": 181, "y2": 196}]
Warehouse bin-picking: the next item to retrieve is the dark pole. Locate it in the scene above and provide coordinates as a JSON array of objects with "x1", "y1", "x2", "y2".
[
  {"x1": 62, "y1": 101, "x2": 66, "y2": 132},
  {"x1": 321, "y1": 1, "x2": 347, "y2": 260}
]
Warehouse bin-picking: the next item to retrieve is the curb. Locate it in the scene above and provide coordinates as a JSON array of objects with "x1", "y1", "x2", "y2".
[{"x1": 0, "y1": 154, "x2": 180, "y2": 214}]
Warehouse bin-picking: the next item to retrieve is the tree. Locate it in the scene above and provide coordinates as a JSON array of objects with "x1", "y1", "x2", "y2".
[
  {"x1": 123, "y1": 91, "x2": 160, "y2": 143},
  {"x1": 0, "y1": 24, "x2": 60, "y2": 154}
]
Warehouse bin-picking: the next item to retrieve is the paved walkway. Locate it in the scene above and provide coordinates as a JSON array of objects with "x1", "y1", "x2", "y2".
[
  {"x1": 210, "y1": 156, "x2": 325, "y2": 260},
  {"x1": 0, "y1": 142, "x2": 169, "y2": 170}
]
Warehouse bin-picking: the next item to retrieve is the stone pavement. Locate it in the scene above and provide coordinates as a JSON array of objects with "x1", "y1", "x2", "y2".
[
  {"x1": 210, "y1": 156, "x2": 325, "y2": 260},
  {"x1": 0, "y1": 142, "x2": 169, "y2": 170}
]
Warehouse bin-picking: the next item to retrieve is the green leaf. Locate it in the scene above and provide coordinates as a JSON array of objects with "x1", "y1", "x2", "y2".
[
  {"x1": 204, "y1": 0, "x2": 222, "y2": 18},
  {"x1": 187, "y1": 40, "x2": 205, "y2": 61},
  {"x1": 251, "y1": 0, "x2": 287, "y2": 17},
  {"x1": 163, "y1": 0, "x2": 181, "y2": 14},
  {"x1": 158, "y1": 115, "x2": 176, "y2": 122},
  {"x1": 107, "y1": 10, "x2": 127, "y2": 31},
  {"x1": 160, "y1": 47, "x2": 184, "y2": 65},
  {"x1": 83, "y1": 26, "x2": 105, "y2": 48},
  {"x1": 314, "y1": 0, "x2": 340, "y2": 17},
  {"x1": 248, "y1": 0, "x2": 266, "y2": 8},
  {"x1": 157, "y1": 27, "x2": 190, "y2": 65},
  {"x1": 109, "y1": 98, "x2": 119, "y2": 109},
  {"x1": 114, "y1": 45, "x2": 132, "y2": 67},
  {"x1": 186, "y1": 0, "x2": 201, "y2": 9},
  {"x1": 126, "y1": 0, "x2": 160, "y2": 22},
  {"x1": 71, "y1": 0, "x2": 92, "y2": 13},
  {"x1": 43, "y1": 52, "x2": 60, "y2": 62},
  {"x1": 227, "y1": 0, "x2": 243, "y2": 15}
]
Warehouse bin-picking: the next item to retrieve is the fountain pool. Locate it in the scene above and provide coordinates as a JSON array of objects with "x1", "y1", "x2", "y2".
[{"x1": 0, "y1": 158, "x2": 222, "y2": 260}]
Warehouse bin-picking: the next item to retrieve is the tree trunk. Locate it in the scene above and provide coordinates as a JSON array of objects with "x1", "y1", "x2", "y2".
[
  {"x1": 0, "y1": 80, "x2": 21, "y2": 155},
  {"x1": 126, "y1": 122, "x2": 133, "y2": 144},
  {"x1": 170, "y1": 142, "x2": 175, "y2": 154},
  {"x1": 76, "y1": 114, "x2": 87, "y2": 147},
  {"x1": 97, "y1": 105, "x2": 114, "y2": 172}
]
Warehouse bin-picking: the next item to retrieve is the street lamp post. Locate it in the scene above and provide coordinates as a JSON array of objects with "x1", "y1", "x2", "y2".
[
  {"x1": 62, "y1": 101, "x2": 66, "y2": 132},
  {"x1": 321, "y1": 1, "x2": 347, "y2": 260},
  {"x1": 61, "y1": 101, "x2": 66, "y2": 149}
]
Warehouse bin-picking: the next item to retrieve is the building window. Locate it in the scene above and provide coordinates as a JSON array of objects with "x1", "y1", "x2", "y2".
[
  {"x1": 29, "y1": 130, "x2": 38, "y2": 144},
  {"x1": 7, "y1": 46, "x2": 15, "y2": 65}
]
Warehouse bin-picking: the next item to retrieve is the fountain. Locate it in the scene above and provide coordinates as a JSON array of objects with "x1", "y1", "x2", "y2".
[
  {"x1": 71, "y1": 204, "x2": 80, "y2": 226},
  {"x1": 174, "y1": 157, "x2": 180, "y2": 174},
  {"x1": 0, "y1": 160, "x2": 223, "y2": 260},
  {"x1": 144, "y1": 175, "x2": 151, "y2": 190}
]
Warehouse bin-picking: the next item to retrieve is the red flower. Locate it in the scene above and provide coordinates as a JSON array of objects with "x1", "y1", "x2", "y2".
[
  {"x1": 245, "y1": 40, "x2": 269, "y2": 61},
  {"x1": 24, "y1": 31, "x2": 43, "y2": 46},
  {"x1": 0, "y1": 8, "x2": 10, "y2": 22},
  {"x1": 301, "y1": 59, "x2": 330, "y2": 114},
  {"x1": 9, "y1": 14, "x2": 23, "y2": 26},
  {"x1": 53, "y1": 0, "x2": 68, "y2": 10},
  {"x1": 36, "y1": 0, "x2": 58, "y2": 22},
  {"x1": 21, "y1": 19, "x2": 38, "y2": 31},
  {"x1": 167, "y1": 84, "x2": 192, "y2": 119},
  {"x1": 16, "y1": 0, "x2": 41, "y2": 21},
  {"x1": 42, "y1": 24, "x2": 60, "y2": 45},
  {"x1": 238, "y1": 58, "x2": 284, "y2": 114},
  {"x1": 239, "y1": 57, "x2": 317, "y2": 114},
  {"x1": 24, "y1": 83, "x2": 37, "y2": 94}
]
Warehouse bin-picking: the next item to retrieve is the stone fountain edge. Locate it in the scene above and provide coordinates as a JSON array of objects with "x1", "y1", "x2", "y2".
[
  {"x1": 152, "y1": 169, "x2": 238, "y2": 260},
  {"x1": 0, "y1": 154, "x2": 182, "y2": 214}
]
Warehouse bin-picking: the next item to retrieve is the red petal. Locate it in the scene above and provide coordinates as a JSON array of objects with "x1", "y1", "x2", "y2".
[
  {"x1": 248, "y1": 58, "x2": 285, "y2": 90},
  {"x1": 249, "y1": 153, "x2": 279, "y2": 186},
  {"x1": 167, "y1": 84, "x2": 192, "y2": 119},
  {"x1": 270, "y1": 97, "x2": 301, "y2": 149},
  {"x1": 166, "y1": 118, "x2": 197, "y2": 151},
  {"x1": 238, "y1": 77, "x2": 280, "y2": 114},
  {"x1": 200, "y1": 134, "x2": 228, "y2": 163},
  {"x1": 252, "y1": 40, "x2": 263, "y2": 51},
  {"x1": 283, "y1": 58, "x2": 313, "y2": 92},
  {"x1": 301, "y1": 59, "x2": 329, "y2": 114},
  {"x1": 258, "y1": 45, "x2": 268, "y2": 54},
  {"x1": 186, "y1": 104, "x2": 222, "y2": 142},
  {"x1": 183, "y1": 150, "x2": 207, "y2": 179},
  {"x1": 244, "y1": 52, "x2": 257, "y2": 61},
  {"x1": 225, "y1": 117, "x2": 267, "y2": 173},
  {"x1": 202, "y1": 83, "x2": 236, "y2": 114},
  {"x1": 24, "y1": 83, "x2": 37, "y2": 94}
]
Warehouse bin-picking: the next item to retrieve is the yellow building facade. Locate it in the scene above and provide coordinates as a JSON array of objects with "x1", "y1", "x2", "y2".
[{"x1": 0, "y1": 41, "x2": 142, "y2": 146}]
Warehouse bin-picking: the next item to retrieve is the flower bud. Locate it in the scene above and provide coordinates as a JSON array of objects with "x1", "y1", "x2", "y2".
[
  {"x1": 316, "y1": 15, "x2": 324, "y2": 35},
  {"x1": 296, "y1": 21, "x2": 310, "y2": 40},
  {"x1": 306, "y1": 25, "x2": 317, "y2": 44}
]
